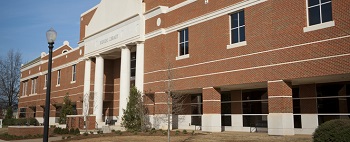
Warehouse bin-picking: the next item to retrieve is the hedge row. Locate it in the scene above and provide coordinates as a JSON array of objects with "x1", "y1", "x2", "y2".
[{"x1": 2, "y1": 118, "x2": 39, "y2": 126}]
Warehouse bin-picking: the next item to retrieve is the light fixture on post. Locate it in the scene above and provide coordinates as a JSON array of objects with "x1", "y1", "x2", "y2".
[{"x1": 43, "y1": 28, "x2": 57, "y2": 142}]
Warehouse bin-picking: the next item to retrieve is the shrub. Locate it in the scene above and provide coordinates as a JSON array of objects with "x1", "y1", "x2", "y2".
[
  {"x1": 62, "y1": 136, "x2": 66, "y2": 140},
  {"x1": 191, "y1": 130, "x2": 195, "y2": 135},
  {"x1": 182, "y1": 130, "x2": 187, "y2": 134},
  {"x1": 313, "y1": 119, "x2": 350, "y2": 142},
  {"x1": 83, "y1": 132, "x2": 88, "y2": 136},
  {"x1": 115, "y1": 130, "x2": 122, "y2": 135},
  {"x1": 175, "y1": 130, "x2": 180, "y2": 135},
  {"x1": 70, "y1": 128, "x2": 75, "y2": 134},
  {"x1": 111, "y1": 129, "x2": 116, "y2": 132},
  {"x1": 89, "y1": 131, "x2": 93, "y2": 134},
  {"x1": 75, "y1": 128, "x2": 80, "y2": 135},
  {"x1": 67, "y1": 136, "x2": 71, "y2": 139}
]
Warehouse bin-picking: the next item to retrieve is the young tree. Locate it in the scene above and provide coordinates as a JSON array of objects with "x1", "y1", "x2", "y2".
[
  {"x1": 59, "y1": 94, "x2": 74, "y2": 124},
  {"x1": 121, "y1": 86, "x2": 149, "y2": 131},
  {"x1": 0, "y1": 49, "x2": 21, "y2": 108}
]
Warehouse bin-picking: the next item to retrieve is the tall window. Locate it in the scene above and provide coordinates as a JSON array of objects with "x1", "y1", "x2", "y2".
[
  {"x1": 57, "y1": 70, "x2": 61, "y2": 85},
  {"x1": 131, "y1": 52, "x2": 136, "y2": 77},
  {"x1": 230, "y1": 11, "x2": 245, "y2": 44},
  {"x1": 22, "y1": 81, "x2": 28, "y2": 96},
  {"x1": 179, "y1": 28, "x2": 189, "y2": 56},
  {"x1": 31, "y1": 78, "x2": 37, "y2": 94},
  {"x1": 44, "y1": 74, "x2": 47, "y2": 88},
  {"x1": 308, "y1": 0, "x2": 332, "y2": 26},
  {"x1": 72, "y1": 65, "x2": 76, "y2": 82}
]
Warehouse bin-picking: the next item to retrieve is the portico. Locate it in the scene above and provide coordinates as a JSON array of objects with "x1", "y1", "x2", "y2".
[{"x1": 79, "y1": 0, "x2": 145, "y2": 127}]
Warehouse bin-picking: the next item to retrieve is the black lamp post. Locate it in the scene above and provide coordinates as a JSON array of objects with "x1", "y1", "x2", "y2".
[{"x1": 43, "y1": 28, "x2": 57, "y2": 142}]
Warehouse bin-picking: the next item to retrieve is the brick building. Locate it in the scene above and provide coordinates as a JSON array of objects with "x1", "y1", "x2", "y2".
[{"x1": 19, "y1": 0, "x2": 350, "y2": 135}]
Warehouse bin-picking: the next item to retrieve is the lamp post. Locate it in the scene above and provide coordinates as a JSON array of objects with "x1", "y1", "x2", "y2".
[{"x1": 43, "y1": 28, "x2": 57, "y2": 142}]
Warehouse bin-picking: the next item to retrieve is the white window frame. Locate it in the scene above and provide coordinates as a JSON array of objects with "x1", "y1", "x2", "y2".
[
  {"x1": 31, "y1": 78, "x2": 37, "y2": 95},
  {"x1": 56, "y1": 70, "x2": 61, "y2": 86},
  {"x1": 227, "y1": 10, "x2": 247, "y2": 49},
  {"x1": 71, "y1": 65, "x2": 76, "y2": 83},
  {"x1": 44, "y1": 74, "x2": 47, "y2": 89},
  {"x1": 303, "y1": 0, "x2": 335, "y2": 32},
  {"x1": 22, "y1": 81, "x2": 28, "y2": 96},
  {"x1": 176, "y1": 28, "x2": 190, "y2": 60}
]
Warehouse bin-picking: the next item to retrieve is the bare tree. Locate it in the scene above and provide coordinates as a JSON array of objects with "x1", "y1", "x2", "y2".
[
  {"x1": 165, "y1": 61, "x2": 187, "y2": 142},
  {"x1": 0, "y1": 49, "x2": 21, "y2": 110}
]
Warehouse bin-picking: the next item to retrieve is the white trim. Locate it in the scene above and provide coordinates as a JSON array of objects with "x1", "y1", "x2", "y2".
[
  {"x1": 145, "y1": 53, "x2": 350, "y2": 85},
  {"x1": 268, "y1": 96, "x2": 292, "y2": 98},
  {"x1": 155, "y1": 92, "x2": 166, "y2": 94},
  {"x1": 21, "y1": 58, "x2": 83, "y2": 82},
  {"x1": 227, "y1": 41, "x2": 247, "y2": 49},
  {"x1": 145, "y1": 34, "x2": 350, "y2": 75},
  {"x1": 203, "y1": 100, "x2": 221, "y2": 102},
  {"x1": 176, "y1": 54, "x2": 190, "y2": 60},
  {"x1": 144, "y1": 6, "x2": 168, "y2": 20},
  {"x1": 303, "y1": 21, "x2": 335, "y2": 32},
  {"x1": 203, "y1": 87, "x2": 214, "y2": 89},
  {"x1": 155, "y1": 102, "x2": 170, "y2": 105},
  {"x1": 81, "y1": 3, "x2": 99, "y2": 16},
  {"x1": 144, "y1": 0, "x2": 197, "y2": 20},
  {"x1": 267, "y1": 80, "x2": 284, "y2": 83},
  {"x1": 145, "y1": 0, "x2": 267, "y2": 39},
  {"x1": 70, "y1": 81, "x2": 76, "y2": 84},
  {"x1": 168, "y1": 0, "x2": 197, "y2": 13}
]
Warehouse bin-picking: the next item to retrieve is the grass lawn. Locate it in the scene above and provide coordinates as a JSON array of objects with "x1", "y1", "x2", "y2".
[{"x1": 53, "y1": 131, "x2": 312, "y2": 142}]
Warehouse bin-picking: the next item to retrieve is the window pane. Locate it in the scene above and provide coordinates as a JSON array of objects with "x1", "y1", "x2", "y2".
[
  {"x1": 232, "y1": 29, "x2": 239, "y2": 43},
  {"x1": 240, "y1": 26, "x2": 245, "y2": 42},
  {"x1": 180, "y1": 30, "x2": 184, "y2": 42},
  {"x1": 185, "y1": 29, "x2": 188, "y2": 42},
  {"x1": 239, "y1": 11, "x2": 245, "y2": 26},
  {"x1": 179, "y1": 43, "x2": 184, "y2": 56},
  {"x1": 185, "y1": 42, "x2": 189, "y2": 55},
  {"x1": 231, "y1": 13, "x2": 238, "y2": 28},
  {"x1": 321, "y1": 0, "x2": 331, "y2": 3},
  {"x1": 309, "y1": 6, "x2": 321, "y2": 25},
  {"x1": 321, "y1": 3, "x2": 332, "y2": 23},
  {"x1": 309, "y1": 0, "x2": 320, "y2": 7}
]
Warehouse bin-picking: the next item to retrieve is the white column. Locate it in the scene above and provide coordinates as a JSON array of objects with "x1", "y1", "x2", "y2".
[
  {"x1": 83, "y1": 59, "x2": 91, "y2": 118},
  {"x1": 119, "y1": 46, "x2": 131, "y2": 119},
  {"x1": 94, "y1": 55, "x2": 104, "y2": 123},
  {"x1": 135, "y1": 42, "x2": 144, "y2": 93}
]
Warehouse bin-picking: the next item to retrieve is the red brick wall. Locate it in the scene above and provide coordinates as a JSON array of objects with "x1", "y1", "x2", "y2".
[
  {"x1": 80, "y1": 8, "x2": 97, "y2": 41},
  {"x1": 67, "y1": 115, "x2": 96, "y2": 130},
  {"x1": 144, "y1": 0, "x2": 350, "y2": 93},
  {"x1": 299, "y1": 84, "x2": 317, "y2": 113},
  {"x1": 268, "y1": 81, "x2": 293, "y2": 113},
  {"x1": 154, "y1": 92, "x2": 170, "y2": 114},
  {"x1": 8, "y1": 126, "x2": 52, "y2": 136},
  {"x1": 231, "y1": 90, "x2": 242, "y2": 114},
  {"x1": 202, "y1": 87, "x2": 221, "y2": 114}
]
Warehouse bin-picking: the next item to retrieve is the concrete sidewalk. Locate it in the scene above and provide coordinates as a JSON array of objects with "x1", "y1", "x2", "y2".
[{"x1": 0, "y1": 136, "x2": 61, "y2": 142}]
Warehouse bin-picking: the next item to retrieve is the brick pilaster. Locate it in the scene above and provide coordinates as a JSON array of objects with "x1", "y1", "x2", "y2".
[
  {"x1": 231, "y1": 90, "x2": 242, "y2": 114},
  {"x1": 299, "y1": 84, "x2": 317, "y2": 113},
  {"x1": 268, "y1": 81, "x2": 293, "y2": 113},
  {"x1": 36, "y1": 105, "x2": 44, "y2": 117},
  {"x1": 143, "y1": 94, "x2": 155, "y2": 115},
  {"x1": 267, "y1": 80, "x2": 294, "y2": 135},
  {"x1": 49, "y1": 104, "x2": 56, "y2": 117},
  {"x1": 154, "y1": 92, "x2": 171, "y2": 114},
  {"x1": 202, "y1": 87, "x2": 221, "y2": 114}
]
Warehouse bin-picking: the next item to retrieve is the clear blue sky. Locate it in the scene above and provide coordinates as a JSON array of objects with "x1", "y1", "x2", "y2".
[{"x1": 0, "y1": 0, "x2": 101, "y2": 63}]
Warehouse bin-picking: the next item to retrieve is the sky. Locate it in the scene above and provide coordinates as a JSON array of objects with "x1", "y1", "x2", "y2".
[{"x1": 0, "y1": 0, "x2": 101, "y2": 63}]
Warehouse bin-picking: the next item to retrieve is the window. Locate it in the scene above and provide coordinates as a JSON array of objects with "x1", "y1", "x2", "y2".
[
  {"x1": 22, "y1": 81, "x2": 28, "y2": 96},
  {"x1": 308, "y1": 0, "x2": 332, "y2": 26},
  {"x1": 178, "y1": 28, "x2": 189, "y2": 56},
  {"x1": 31, "y1": 78, "x2": 37, "y2": 94},
  {"x1": 72, "y1": 65, "x2": 76, "y2": 82},
  {"x1": 131, "y1": 52, "x2": 136, "y2": 78},
  {"x1": 230, "y1": 11, "x2": 245, "y2": 44},
  {"x1": 57, "y1": 70, "x2": 61, "y2": 85},
  {"x1": 44, "y1": 74, "x2": 47, "y2": 88}
]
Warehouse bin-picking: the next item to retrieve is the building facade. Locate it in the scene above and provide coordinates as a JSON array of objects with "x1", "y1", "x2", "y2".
[{"x1": 19, "y1": 0, "x2": 350, "y2": 135}]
